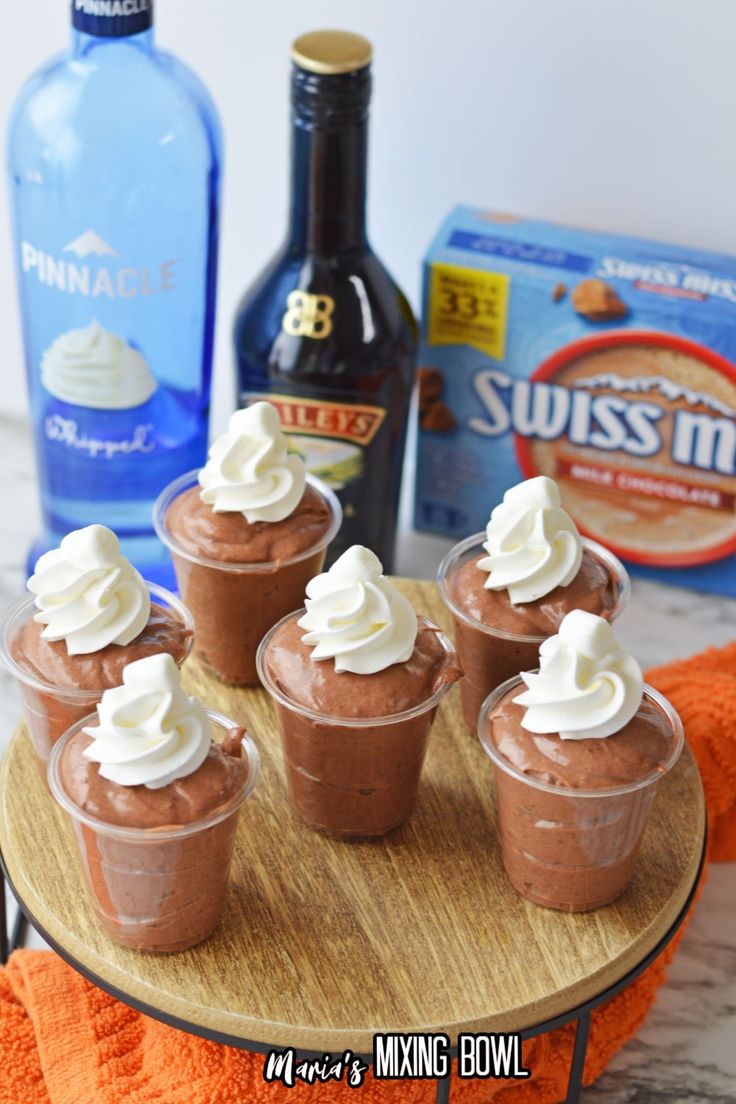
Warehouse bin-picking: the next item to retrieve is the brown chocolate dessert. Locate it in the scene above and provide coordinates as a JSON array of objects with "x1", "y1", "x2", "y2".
[
  {"x1": 11, "y1": 603, "x2": 190, "y2": 691},
  {"x1": 160, "y1": 454, "x2": 338, "y2": 686},
  {"x1": 60, "y1": 726, "x2": 250, "y2": 828},
  {"x1": 264, "y1": 614, "x2": 458, "y2": 717},
  {"x1": 9, "y1": 605, "x2": 191, "y2": 772},
  {"x1": 164, "y1": 484, "x2": 334, "y2": 685},
  {"x1": 261, "y1": 608, "x2": 461, "y2": 838},
  {"x1": 57, "y1": 725, "x2": 251, "y2": 953},
  {"x1": 490, "y1": 688, "x2": 673, "y2": 790},
  {"x1": 165, "y1": 483, "x2": 331, "y2": 564},
  {"x1": 486, "y1": 686, "x2": 676, "y2": 912},
  {"x1": 446, "y1": 544, "x2": 622, "y2": 733},
  {"x1": 449, "y1": 546, "x2": 616, "y2": 638}
]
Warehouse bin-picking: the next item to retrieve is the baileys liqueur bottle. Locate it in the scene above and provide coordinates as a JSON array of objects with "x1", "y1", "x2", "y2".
[
  {"x1": 234, "y1": 31, "x2": 417, "y2": 572},
  {"x1": 7, "y1": 0, "x2": 222, "y2": 585}
]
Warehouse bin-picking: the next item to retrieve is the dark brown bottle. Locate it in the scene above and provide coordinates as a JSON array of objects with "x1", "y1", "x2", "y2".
[{"x1": 233, "y1": 30, "x2": 417, "y2": 572}]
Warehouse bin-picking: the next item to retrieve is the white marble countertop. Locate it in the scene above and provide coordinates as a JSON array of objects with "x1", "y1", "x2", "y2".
[{"x1": 1, "y1": 413, "x2": 734, "y2": 1101}]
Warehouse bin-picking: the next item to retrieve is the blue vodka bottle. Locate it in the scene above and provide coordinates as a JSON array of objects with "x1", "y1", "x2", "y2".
[{"x1": 7, "y1": 1, "x2": 222, "y2": 586}]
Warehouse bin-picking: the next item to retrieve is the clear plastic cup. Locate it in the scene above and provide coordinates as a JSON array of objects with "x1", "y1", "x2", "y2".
[
  {"x1": 479, "y1": 676, "x2": 684, "y2": 912},
  {"x1": 153, "y1": 471, "x2": 342, "y2": 686},
  {"x1": 257, "y1": 611, "x2": 458, "y2": 838},
  {"x1": 48, "y1": 709, "x2": 260, "y2": 952},
  {"x1": 438, "y1": 535, "x2": 631, "y2": 734},
  {"x1": 0, "y1": 583, "x2": 194, "y2": 777}
]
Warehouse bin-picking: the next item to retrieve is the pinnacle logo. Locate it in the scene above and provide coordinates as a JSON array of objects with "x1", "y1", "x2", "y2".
[
  {"x1": 21, "y1": 230, "x2": 177, "y2": 300},
  {"x1": 63, "y1": 230, "x2": 119, "y2": 258}
]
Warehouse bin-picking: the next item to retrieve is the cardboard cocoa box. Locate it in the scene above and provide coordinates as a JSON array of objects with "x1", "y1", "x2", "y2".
[{"x1": 414, "y1": 208, "x2": 736, "y2": 595}]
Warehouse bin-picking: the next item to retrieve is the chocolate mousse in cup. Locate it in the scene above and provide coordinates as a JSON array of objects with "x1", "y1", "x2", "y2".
[
  {"x1": 438, "y1": 476, "x2": 630, "y2": 734},
  {"x1": 0, "y1": 525, "x2": 193, "y2": 776},
  {"x1": 257, "y1": 545, "x2": 462, "y2": 838},
  {"x1": 48, "y1": 654, "x2": 260, "y2": 952},
  {"x1": 479, "y1": 610, "x2": 684, "y2": 912},
  {"x1": 154, "y1": 401, "x2": 341, "y2": 686}
]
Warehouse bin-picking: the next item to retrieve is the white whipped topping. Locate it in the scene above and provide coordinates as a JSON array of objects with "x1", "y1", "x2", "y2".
[
  {"x1": 28, "y1": 525, "x2": 150, "y2": 656},
  {"x1": 199, "y1": 402, "x2": 306, "y2": 523},
  {"x1": 298, "y1": 545, "x2": 417, "y2": 675},
  {"x1": 41, "y1": 320, "x2": 157, "y2": 410},
  {"x1": 83, "y1": 653, "x2": 211, "y2": 789},
  {"x1": 477, "y1": 476, "x2": 583, "y2": 604},
  {"x1": 514, "y1": 609, "x2": 643, "y2": 740}
]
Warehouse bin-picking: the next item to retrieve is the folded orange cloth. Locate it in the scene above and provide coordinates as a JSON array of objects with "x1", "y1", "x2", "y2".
[{"x1": 1, "y1": 641, "x2": 733, "y2": 1104}]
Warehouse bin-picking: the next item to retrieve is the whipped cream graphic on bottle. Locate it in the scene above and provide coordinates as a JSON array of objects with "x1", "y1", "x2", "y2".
[
  {"x1": 41, "y1": 319, "x2": 157, "y2": 410},
  {"x1": 199, "y1": 401, "x2": 306, "y2": 523},
  {"x1": 477, "y1": 476, "x2": 583, "y2": 604},
  {"x1": 28, "y1": 524, "x2": 150, "y2": 656},
  {"x1": 298, "y1": 545, "x2": 417, "y2": 675},
  {"x1": 83, "y1": 653, "x2": 211, "y2": 789},
  {"x1": 514, "y1": 609, "x2": 644, "y2": 740}
]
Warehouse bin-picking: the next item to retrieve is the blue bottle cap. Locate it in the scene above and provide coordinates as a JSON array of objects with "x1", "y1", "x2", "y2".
[{"x1": 71, "y1": 0, "x2": 153, "y2": 37}]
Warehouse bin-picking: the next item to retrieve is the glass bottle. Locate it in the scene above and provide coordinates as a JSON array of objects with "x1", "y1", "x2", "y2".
[
  {"x1": 234, "y1": 30, "x2": 417, "y2": 572},
  {"x1": 7, "y1": 0, "x2": 222, "y2": 585}
]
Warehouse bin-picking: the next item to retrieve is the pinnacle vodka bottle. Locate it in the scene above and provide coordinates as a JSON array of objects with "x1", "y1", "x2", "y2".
[{"x1": 7, "y1": 0, "x2": 222, "y2": 585}]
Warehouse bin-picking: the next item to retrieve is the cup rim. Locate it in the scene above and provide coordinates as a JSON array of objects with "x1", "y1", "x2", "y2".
[
  {"x1": 256, "y1": 609, "x2": 459, "y2": 727},
  {"x1": 477, "y1": 674, "x2": 684, "y2": 798},
  {"x1": 0, "y1": 582, "x2": 195, "y2": 702},
  {"x1": 152, "y1": 469, "x2": 343, "y2": 574},
  {"x1": 48, "y1": 707, "x2": 261, "y2": 841},
  {"x1": 437, "y1": 534, "x2": 631, "y2": 643}
]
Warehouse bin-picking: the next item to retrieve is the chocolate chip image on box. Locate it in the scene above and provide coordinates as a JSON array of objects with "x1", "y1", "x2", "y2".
[
  {"x1": 414, "y1": 208, "x2": 736, "y2": 596},
  {"x1": 417, "y1": 367, "x2": 457, "y2": 433}
]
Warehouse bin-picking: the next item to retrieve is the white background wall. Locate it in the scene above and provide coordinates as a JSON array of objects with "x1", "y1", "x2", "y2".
[{"x1": 2, "y1": 0, "x2": 736, "y2": 432}]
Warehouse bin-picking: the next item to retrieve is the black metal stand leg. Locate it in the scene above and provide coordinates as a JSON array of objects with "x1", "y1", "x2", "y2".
[
  {"x1": 0, "y1": 865, "x2": 8, "y2": 966},
  {"x1": 436, "y1": 1070, "x2": 451, "y2": 1103},
  {"x1": 10, "y1": 908, "x2": 27, "y2": 954},
  {"x1": 565, "y1": 1011, "x2": 590, "y2": 1104}
]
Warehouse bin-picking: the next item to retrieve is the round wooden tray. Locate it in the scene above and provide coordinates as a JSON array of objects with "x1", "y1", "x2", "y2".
[{"x1": 0, "y1": 580, "x2": 705, "y2": 1053}]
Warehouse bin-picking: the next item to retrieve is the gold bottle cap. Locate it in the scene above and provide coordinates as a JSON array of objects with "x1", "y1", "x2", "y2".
[{"x1": 291, "y1": 30, "x2": 372, "y2": 75}]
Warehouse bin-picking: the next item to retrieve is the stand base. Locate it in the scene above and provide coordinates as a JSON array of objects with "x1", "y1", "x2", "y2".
[{"x1": 0, "y1": 831, "x2": 705, "y2": 1104}]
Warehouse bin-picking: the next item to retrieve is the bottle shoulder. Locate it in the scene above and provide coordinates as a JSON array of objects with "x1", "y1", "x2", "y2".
[
  {"x1": 154, "y1": 48, "x2": 223, "y2": 150},
  {"x1": 234, "y1": 244, "x2": 418, "y2": 377},
  {"x1": 6, "y1": 49, "x2": 70, "y2": 139},
  {"x1": 237, "y1": 246, "x2": 414, "y2": 314},
  {"x1": 7, "y1": 42, "x2": 221, "y2": 167}
]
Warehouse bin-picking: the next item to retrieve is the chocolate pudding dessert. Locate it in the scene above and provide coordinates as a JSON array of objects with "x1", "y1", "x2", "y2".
[
  {"x1": 12, "y1": 602, "x2": 189, "y2": 691},
  {"x1": 439, "y1": 476, "x2": 629, "y2": 732},
  {"x1": 259, "y1": 546, "x2": 461, "y2": 837},
  {"x1": 49, "y1": 654, "x2": 259, "y2": 953},
  {"x1": 480, "y1": 611, "x2": 683, "y2": 912},
  {"x1": 155, "y1": 401, "x2": 340, "y2": 685},
  {"x1": 1, "y1": 525, "x2": 192, "y2": 772}
]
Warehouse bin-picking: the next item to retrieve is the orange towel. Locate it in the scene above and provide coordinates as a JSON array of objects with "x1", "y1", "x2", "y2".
[{"x1": 1, "y1": 641, "x2": 734, "y2": 1104}]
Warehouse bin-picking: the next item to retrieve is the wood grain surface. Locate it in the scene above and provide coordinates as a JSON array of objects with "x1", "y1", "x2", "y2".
[{"x1": 0, "y1": 579, "x2": 705, "y2": 1052}]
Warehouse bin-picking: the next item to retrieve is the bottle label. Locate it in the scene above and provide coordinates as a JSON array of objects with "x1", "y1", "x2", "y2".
[
  {"x1": 15, "y1": 212, "x2": 210, "y2": 537},
  {"x1": 243, "y1": 392, "x2": 385, "y2": 489},
  {"x1": 281, "y1": 291, "x2": 336, "y2": 339},
  {"x1": 71, "y1": 0, "x2": 153, "y2": 38}
]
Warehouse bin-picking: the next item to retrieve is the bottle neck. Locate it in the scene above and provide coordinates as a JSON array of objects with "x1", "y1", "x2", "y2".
[
  {"x1": 287, "y1": 119, "x2": 368, "y2": 255},
  {"x1": 72, "y1": 26, "x2": 154, "y2": 55},
  {"x1": 70, "y1": 0, "x2": 153, "y2": 47}
]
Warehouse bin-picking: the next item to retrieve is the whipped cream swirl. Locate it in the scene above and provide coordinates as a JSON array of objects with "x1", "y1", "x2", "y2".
[
  {"x1": 298, "y1": 545, "x2": 417, "y2": 675},
  {"x1": 199, "y1": 402, "x2": 306, "y2": 523},
  {"x1": 41, "y1": 320, "x2": 157, "y2": 410},
  {"x1": 28, "y1": 524, "x2": 150, "y2": 656},
  {"x1": 83, "y1": 653, "x2": 211, "y2": 789},
  {"x1": 477, "y1": 476, "x2": 583, "y2": 604},
  {"x1": 514, "y1": 610, "x2": 644, "y2": 740}
]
